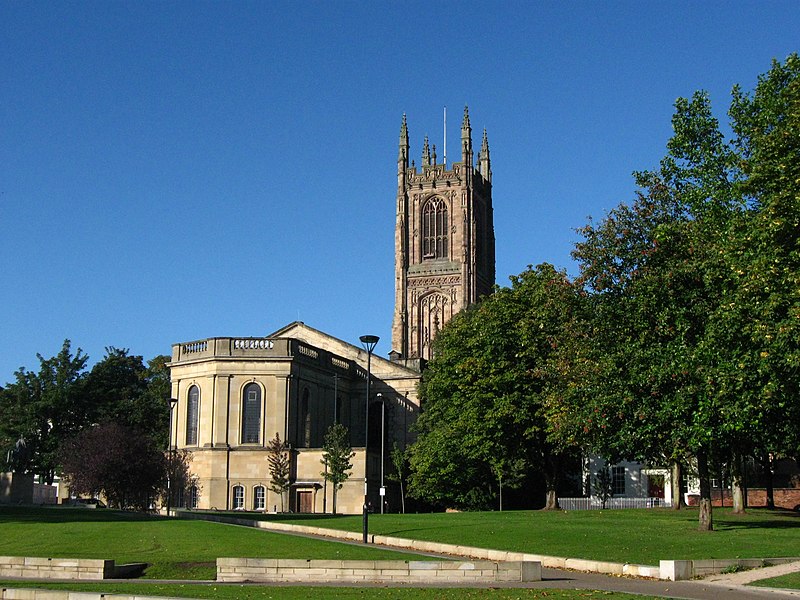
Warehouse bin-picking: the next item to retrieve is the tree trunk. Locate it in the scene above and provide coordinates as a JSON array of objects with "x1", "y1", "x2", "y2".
[
  {"x1": 544, "y1": 488, "x2": 560, "y2": 510},
  {"x1": 697, "y1": 451, "x2": 714, "y2": 531},
  {"x1": 499, "y1": 477, "x2": 503, "y2": 512},
  {"x1": 671, "y1": 461, "x2": 683, "y2": 510},
  {"x1": 731, "y1": 453, "x2": 746, "y2": 514},
  {"x1": 542, "y1": 453, "x2": 561, "y2": 510},
  {"x1": 400, "y1": 479, "x2": 406, "y2": 514},
  {"x1": 761, "y1": 452, "x2": 775, "y2": 509}
]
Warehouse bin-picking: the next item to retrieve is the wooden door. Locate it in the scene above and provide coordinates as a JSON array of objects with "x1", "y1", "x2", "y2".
[{"x1": 297, "y1": 490, "x2": 313, "y2": 513}]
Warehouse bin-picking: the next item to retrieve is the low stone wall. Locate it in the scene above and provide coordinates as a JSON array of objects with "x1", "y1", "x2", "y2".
[
  {"x1": 217, "y1": 558, "x2": 542, "y2": 583},
  {"x1": 660, "y1": 557, "x2": 800, "y2": 581},
  {"x1": 0, "y1": 556, "x2": 113, "y2": 580},
  {"x1": 0, "y1": 590, "x2": 189, "y2": 600}
]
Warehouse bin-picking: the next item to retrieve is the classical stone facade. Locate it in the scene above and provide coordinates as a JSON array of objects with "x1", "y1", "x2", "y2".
[
  {"x1": 391, "y1": 107, "x2": 495, "y2": 360},
  {"x1": 168, "y1": 323, "x2": 420, "y2": 513}
]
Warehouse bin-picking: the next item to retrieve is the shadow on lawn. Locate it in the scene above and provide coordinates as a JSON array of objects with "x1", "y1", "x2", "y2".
[
  {"x1": 714, "y1": 508, "x2": 800, "y2": 531},
  {"x1": 0, "y1": 505, "x2": 158, "y2": 524}
]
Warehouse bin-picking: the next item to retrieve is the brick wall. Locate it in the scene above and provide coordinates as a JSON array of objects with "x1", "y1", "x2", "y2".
[
  {"x1": 217, "y1": 558, "x2": 541, "y2": 583},
  {"x1": 685, "y1": 488, "x2": 800, "y2": 510}
]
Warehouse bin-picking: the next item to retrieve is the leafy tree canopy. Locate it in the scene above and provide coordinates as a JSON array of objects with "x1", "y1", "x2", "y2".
[{"x1": 408, "y1": 263, "x2": 586, "y2": 510}]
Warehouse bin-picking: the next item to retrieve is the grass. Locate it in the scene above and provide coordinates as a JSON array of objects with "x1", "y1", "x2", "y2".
[
  {"x1": 750, "y1": 572, "x2": 800, "y2": 590},
  {"x1": 214, "y1": 506, "x2": 800, "y2": 566},
  {"x1": 0, "y1": 581, "x2": 661, "y2": 599},
  {"x1": 2, "y1": 504, "x2": 798, "y2": 597},
  {"x1": 0, "y1": 506, "x2": 431, "y2": 579}
]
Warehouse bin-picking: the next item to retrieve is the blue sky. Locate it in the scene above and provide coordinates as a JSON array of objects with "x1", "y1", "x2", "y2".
[{"x1": 2, "y1": 1, "x2": 798, "y2": 378}]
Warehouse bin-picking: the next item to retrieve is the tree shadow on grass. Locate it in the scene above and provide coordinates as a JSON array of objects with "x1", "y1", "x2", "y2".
[
  {"x1": 715, "y1": 509, "x2": 800, "y2": 531},
  {"x1": 0, "y1": 505, "x2": 157, "y2": 524}
]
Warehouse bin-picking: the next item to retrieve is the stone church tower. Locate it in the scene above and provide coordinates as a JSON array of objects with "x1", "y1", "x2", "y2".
[{"x1": 391, "y1": 107, "x2": 495, "y2": 361}]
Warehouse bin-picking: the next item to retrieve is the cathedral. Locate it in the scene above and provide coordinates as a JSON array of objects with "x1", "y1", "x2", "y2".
[{"x1": 168, "y1": 108, "x2": 495, "y2": 513}]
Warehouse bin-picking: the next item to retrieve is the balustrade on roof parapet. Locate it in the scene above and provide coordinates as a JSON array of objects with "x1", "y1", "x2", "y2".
[{"x1": 171, "y1": 336, "x2": 359, "y2": 379}]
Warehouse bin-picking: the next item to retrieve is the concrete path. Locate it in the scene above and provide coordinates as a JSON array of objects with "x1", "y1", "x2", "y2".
[
  {"x1": 704, "y1": 560, "x2": 800, "y2": 586},
  {"x1": 534, "y1": 565, "x2": 800, "y2": 599}
]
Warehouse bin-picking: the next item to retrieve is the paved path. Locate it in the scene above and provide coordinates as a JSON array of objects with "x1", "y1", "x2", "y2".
[{"x1": 534, "y1": 565, "x2": 800, "y2": 599}]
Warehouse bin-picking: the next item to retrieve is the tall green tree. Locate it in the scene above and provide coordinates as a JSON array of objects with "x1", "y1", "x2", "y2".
[
  {"x1": 408, "y1": 263, "x2": 585, "y2": 510},
  {"x1": 321, "y1": 423, "x2": 354, "y2": 515},
  {"x1": 710, "y1": 54, "x2": 800, "y2": 508},
  {"x1": 562, "y1": 54, "x2": 800, "y2": 530},
  {"x1": 0, "y1": 340, "x2": 89, "y2": 483},
  {"x1": 83, "y1": 348, "x2": 171, "y2": 447},
  {"x1": 386, "y1": 442, "x2": 407, "y2": 514},
  {"x1": 267, "y1": 433, "x2": 291, "y2": 512}
]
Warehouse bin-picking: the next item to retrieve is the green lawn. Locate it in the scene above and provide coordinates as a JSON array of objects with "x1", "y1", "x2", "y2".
[
  {"x1": 3, "y1": 505, "x2": 798, "y2": 589},
  {"x1": 750, "y1": 572, "x2": 800, "y2": 590},
  {"x1": 0, "y1": 506, "x2": 429, "y2": 579},
  {"x1": 0, "y1": 581, "x2": 661, "y2": 600},
  {"x1": 216, "y1": 507, "x2": 800, "y2": 566}
]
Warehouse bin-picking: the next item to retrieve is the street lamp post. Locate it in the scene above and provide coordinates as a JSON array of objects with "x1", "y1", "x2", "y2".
[
  {"x1": 359, "y1": 334, "x2": 379, "y2": 544},
  {"x1": 166, "y1": 397, "x2": 178, "y2": 517},
  {"x1": 379, "y1": 393, "x2": 385, "y2": 514}
]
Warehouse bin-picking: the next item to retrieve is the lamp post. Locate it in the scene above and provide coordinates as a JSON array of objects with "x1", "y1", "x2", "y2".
[
  {"x1": 359, "y1": 334, "x2": 379, "y2": 544},
  {"x1": 378, "y1": 393, "x2": 385, "y2": 514},
  {"x1": 166, "y1": 397, "x2": 178, "y2": 517}
]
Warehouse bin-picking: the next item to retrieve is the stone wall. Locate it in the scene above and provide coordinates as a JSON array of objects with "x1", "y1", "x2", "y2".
[
  {"x1": 0, "y1": 590, "x2": 184, "y2": 600},
  {"x1": 217, "y1": 558, "x2": 541, "y2": 583},
  {"x1": 0, "y1": 557, "x2": 113, "y2": 580},
  {"x1": 660, "y1": 557, "x2": 800, "y2": 581},
  {"x1": 0, "y1": 473, "x2": 33, "y2": 505}
]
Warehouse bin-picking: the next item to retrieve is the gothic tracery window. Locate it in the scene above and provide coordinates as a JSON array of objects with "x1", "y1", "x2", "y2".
[{"x1": 422, "y1": 197, "x2": 448, "y2": 259}]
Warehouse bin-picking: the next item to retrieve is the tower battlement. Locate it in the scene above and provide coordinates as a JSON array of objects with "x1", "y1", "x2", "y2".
[{"x1": 392, "y1": 107, "x2": 496, "y2": 361}]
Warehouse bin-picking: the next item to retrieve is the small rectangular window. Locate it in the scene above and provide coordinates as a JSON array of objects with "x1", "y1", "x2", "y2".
[{"x1": 612, "y1": 466, "x2": 626, "y2": 496}]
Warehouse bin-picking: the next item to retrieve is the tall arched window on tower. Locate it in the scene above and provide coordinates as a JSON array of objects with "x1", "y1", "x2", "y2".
[
  {"x1": 186, "y1": 385, "x2": 199, "y2": 446},
  {"x1": 422, "y1": 197, "x2": 448, "y2": 259},
  {"x1": 241, "y1": 383, "x2": 261, "y2": 444}
]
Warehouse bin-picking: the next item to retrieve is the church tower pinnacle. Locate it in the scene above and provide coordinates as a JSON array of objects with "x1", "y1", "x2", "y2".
[{"x1": 391, "y1": 108, "x2": 496, "y2": 363}]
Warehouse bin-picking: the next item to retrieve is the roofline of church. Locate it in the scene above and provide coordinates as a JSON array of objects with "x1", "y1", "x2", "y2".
[{"x1": 269, "y1": 321, "x2": 423, "y2": 376}]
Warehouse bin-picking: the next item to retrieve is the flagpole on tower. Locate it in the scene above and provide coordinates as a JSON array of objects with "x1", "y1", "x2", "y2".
[{"x1": 443, "y1": 106, "x2": 447, "y2": 167}]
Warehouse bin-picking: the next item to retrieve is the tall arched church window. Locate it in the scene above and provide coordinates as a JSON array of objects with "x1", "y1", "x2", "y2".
[
  {"x1": 422, "y1": 197, "x2": 448, "y2": 259},
  {"x1": 241, "y1": 383, "x2": 261, "y2": 444},
  {"x1": 186, "y1": 385, "x2": 199, "y2": 446}
]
